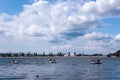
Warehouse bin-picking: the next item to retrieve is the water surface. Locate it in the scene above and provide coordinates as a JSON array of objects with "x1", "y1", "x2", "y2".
[{"x1": 0, "y1": 57, "x2": 120, "y2": 80}]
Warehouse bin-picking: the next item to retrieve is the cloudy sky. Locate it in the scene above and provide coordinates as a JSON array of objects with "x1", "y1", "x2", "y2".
[{"x1": 0, "y1": 0, "x2": 120, "y2": 54}]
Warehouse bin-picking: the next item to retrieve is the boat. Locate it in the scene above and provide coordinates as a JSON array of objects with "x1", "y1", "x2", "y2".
[
  {"x1": 48, "y1": 59, "x2": 56, "y2": 63},
  {"x1": 90, "y1": 61, "x2": 102, "y2": 64},
  {"x1": 90, "y1": 59, "x2": 102, "y2": 64},
  {"x1": 12, "y1": 60, "x2": 18, "y2": 64}
]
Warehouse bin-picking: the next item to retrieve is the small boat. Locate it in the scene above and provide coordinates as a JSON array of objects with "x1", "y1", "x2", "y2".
[
  {"x1": 12, "y1": 60, "x2": 18, "y2": 64},
  {"x1": 90, "y1": 61, "x2": 102, "y2": 64},
  {"x1": 90, "y1": 59, "x2": 102, "y2": 64},
  {"x1": 48, "y1": 59, "x2": 56, "y2": 63}
]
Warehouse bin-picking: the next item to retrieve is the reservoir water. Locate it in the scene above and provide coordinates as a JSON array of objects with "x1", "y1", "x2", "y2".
[{"x1": 0, "y1": 57, "x2": 120, "y2": 80}]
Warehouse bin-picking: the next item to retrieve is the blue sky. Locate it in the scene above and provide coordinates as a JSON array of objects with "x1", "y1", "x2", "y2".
[
  {"x1": 0, "y1": 0, "x2": 120, "y2": 54},
  {"x1": 0, "y1": 0, "x2": 32, "y2": 15}
]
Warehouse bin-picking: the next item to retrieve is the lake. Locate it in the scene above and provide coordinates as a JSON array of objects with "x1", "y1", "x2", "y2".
[{"x1": 0, "y1": 57, "x2": 120, "y2": 80}]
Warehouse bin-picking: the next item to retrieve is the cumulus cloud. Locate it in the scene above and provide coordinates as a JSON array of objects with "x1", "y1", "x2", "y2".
[
  {"x1": 82, "y1": 0, "x2": 120, "y2": 18},
  {"x1": 0, "y1": 14, "x2": 13, "y2": 40},
  {"x1": 81, "y1": 32, "x2": 112, "y2": 48},
  {"x1": 83, "y1": 32, "x2": 113, "y2": 41},
  {"x1": 114, "y1": 34, "x2": 120, "y2": 41},
  {"x1": 51, "y1": 44, "x2": 72, "y2": 50},
  {"x1": 78, "y1": 32, "x2": 120, "y2": 53},
  {"x1": 0, "y1": 0, "x2": 120, "y2": 44}
]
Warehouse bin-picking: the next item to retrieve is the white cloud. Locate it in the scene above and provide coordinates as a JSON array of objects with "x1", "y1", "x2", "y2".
[
  {"x1": 0, "y1": 0, "x2": 120, "y2": 53},
  {"x1": 51, "y1": 44, "x2": 72, "y2": 50},
  {"x1": 83, "y1": 32, "x2": 113, "y2": 41},
  {"x1": 114, "y1": 34, "x2": 120, "y2": 40},
  {"x1": 83, "y1": 0, "x2": 120, "y2": 18},
  {"x1": 0, "y1": 0, "x2": 120, "y2": 42},
  {"x1": 77, "y1": 32, "x2": 120, "y2": 54}
]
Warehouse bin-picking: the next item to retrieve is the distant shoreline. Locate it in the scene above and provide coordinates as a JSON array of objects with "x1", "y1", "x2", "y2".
[{"x1": 0, "y1": 56, "x2": 110, "y2": 58}]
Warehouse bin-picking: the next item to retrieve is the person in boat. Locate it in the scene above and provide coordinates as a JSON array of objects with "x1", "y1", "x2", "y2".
[
  {"x1": 90, "y1": 58, "x2": 96, "y2": 62},
  {"x1": 48, "y1": 59, "x2": 56, "y2": 63},
  {"x1": 53, "y1": 59, "x2": 56, "y2": 63},
  {"x1": 48, "y1": 59, "x2": 52, "y2": 61},
  {"x1": 90, "y1": 58, "x2": 102, "y2": 64},
  {"x1": 97, "y1": 59, "x2": 100, "y2": 63}
]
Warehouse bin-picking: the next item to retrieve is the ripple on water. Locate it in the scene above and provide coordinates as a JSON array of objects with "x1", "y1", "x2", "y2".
[{"x1": 0, "y1": 57, "x2": 120, "y2": 80}]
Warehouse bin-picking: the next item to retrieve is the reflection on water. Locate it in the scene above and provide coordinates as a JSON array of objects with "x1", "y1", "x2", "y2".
[{"x1": 0, "y1": 57, "x2": 120, "y2": 80}]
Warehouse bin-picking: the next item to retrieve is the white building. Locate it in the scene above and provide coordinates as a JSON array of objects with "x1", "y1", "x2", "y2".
[{"x1": 64, "y1": 53, "x2": 76, "y2": 57}]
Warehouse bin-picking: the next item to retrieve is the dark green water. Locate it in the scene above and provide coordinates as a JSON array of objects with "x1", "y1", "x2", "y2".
[{"x1": 0, "y1": 57, "x2": 120, "y2": 80}]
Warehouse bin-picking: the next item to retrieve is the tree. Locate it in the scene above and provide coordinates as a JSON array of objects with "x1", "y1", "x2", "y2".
[
  {"x1": 74, "y1": 52, "x2": 76, "y2": 56},
  {"x1": 68, "y1": 52, "x2": 70, "y2": 56},
  {"x1": 76, "y1": 53, "x2": 81, "y2": 56},
  {"x1": 92, "y1": 53, "x2": 103, "y2": 56},
  {"x1": 107, "y1": 50, "x2": 120, "y2": 57},
  {"x1": 43, "y1": 52, "x2": 45, "y2": 56}
]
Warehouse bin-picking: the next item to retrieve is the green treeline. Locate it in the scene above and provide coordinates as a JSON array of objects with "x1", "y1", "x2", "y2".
[
  {"x1": 0, "y1": 49, "x2": 120, "y2": 57},
  {"x1": 107, "y1": 50, "x2": 120, "y2": 57},
  {"x1": 0, "y1": 52, "x2": 63, "y2": 57},
  {"x1": 0, "y1": 52, "x2": 87, "y2": 57},
  {"x1": 0, "y1": 52, "x2": 77, "y2": 57}
]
